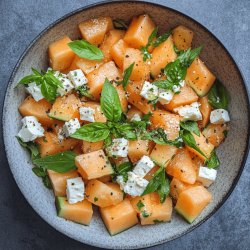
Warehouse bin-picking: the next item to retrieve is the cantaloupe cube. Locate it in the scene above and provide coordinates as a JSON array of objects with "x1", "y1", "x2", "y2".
[
  {"x1": 150, "y1": 36, "x2": 177, "y2": 77},
  {"x1": 128, "y1": 140, "x2": 152, "y2": 163},
  {"x1": 75, "y1": 150, "x2": 113, "y2": 180},
  {"x1": 123, "y1": 48, "x2": 150, "y2": 81},
  {"x1": 78, "y1": 17, "x2": 113, "y2": 45},
  {"x1": 198, "y1": 96, "x2": 212, "y2": 128},
  {"x1": 150, "y1": 110, "x2": 180, "y2": 140},
  {"x1": 48, "y1": 170, "x2": 79, "y2": 196},
  {"x1": 126, "y1": 81, "x2": 153, "y2": 114},
  {"x1": 124, "y1": 14, "x2": 156, "y2": 49},
  {"x1": 167, "y1": 148, "x2": 197, "y2": 184},
  {"x1": 100, "y1": 30, "x2": 125, "y2": 62},
  {"x1": 82, "y1": 140, "x2": 104, "y2": 154},
  {"x1": 172, "y1": 25, "x2": 194, "y2": 50},
  {"x1": 19, "y1": 96, "x2": 53, "y2": 126},
  {"x1": 114, "y1": 84, "x2": 128, "y2": 113},
  {"x1": 185, "y1": 57, "x2": 216, "y2": 96},
  {"x1": 165, "y1": 84, "x2": 198, "y2": 111},
  {"x1": 35, "y1": 132, "x2": 79, "y2": 157},
  {"x1": 48, "y1": 36, "x2": 75, "y2": 71},
  {"x1": 186, "y1": 132, "x2": 214, "y2": 161},
  {"x1": 175, "y1": 186, "x2": 212, "y2": 223},
  {"x1": 150, "y1": 144, "x2": 178, "y2": 167},
  {"x1": 87, "y1": 61, "x2": 122, "y2": 100},
  {"x1": 56, "y1": 197, "x2": 93, "y2": 225},
  {"x1": 48, "y1": 94, "x2": 81, "y2": 121},
  {"x1": 98, "y1": 175, "x2": 111, "y2": 183},
  {"x1": 126, "y1": 106, "x2": 143, "y2": 121},
  {"x1": 202, "y1": 124, "x2": 227, "y2": 147},
  {"x1": 81, "y1": 101, "x2": 106, "y2": 123},
  {"x1": 85, "y1": 180, "x2": 123, "y2": 207},
  {"x1": 110, "y1": 39, "x2": 128, "y2": 69},
  {"x1": 100, "y1": 198, "x2": 138, "y2": 235},
  {"x1": 130, "y1": 194, "x2": 153, "y2": 214}
]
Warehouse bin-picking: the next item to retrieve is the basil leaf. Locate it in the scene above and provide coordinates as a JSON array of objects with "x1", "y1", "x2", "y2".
[
  {"x1": 119, "y1": 63, "x2": 134, "y2": 89},
  {"x1": 32, "y1": 167, "x2": 46, "y2": 177},
  {"x1": 148, "y1": 27, "x2": 158, "y2": 45},
  {"x1": 208, "y1": 79, "x2": 229, "y2": 109},
  {"x1": 152, "y1": 30, "x2": 171, "y2": 47},
  {"x1": 206, "y1": 151, "x2": 220, "y2": 169},
  {"x1": 33, "y1": 151, "x2": 77, "y2": 173},
  {"x1": 178, "y1": 46, "x2": 202, "y2": 68},
  {"x1": 113, "y1": 161, "x2": 133, "y2": 182},
  {"x1": 142, "y1": 211, "x2": 150, "y2": 218},
  {"x1": 157, "y1": 170, "x2": 170, "y2": 203},
  {"x1": 180, "y1": 121, "x2": 200, "y2": 136},
  {"x1": 68, "y1": 40, "x2": 104, "y2": 60},
  {"x1": 76, "y1": 85, "x2": 94, "y2": 100},
  {"x1": 114, "y1": 123, "x2": 138, "y2": 140},
  {"x1": 140, "y1": 46, "x2": 152, "y2": 61},
  {"x1": 101, "y1": 79, "x2": 122, "y2": 122},
  {"x1": 113, "y1": 19, "x2": 128, "y2": 30},
  {"x1": 141, "y1": 112, "x2": 153, "y2": 122},
  {"x1": 152, "y1": 80, "x2": 174, "y2": 90},
  {"x1": 41, "y1": 79, "x2": 58, "y2": 103},
  {"x1": 17, "y1": 74, "x2": 41, "y2": 86},
  {"x1": 42, "y1": 175, "x2": 52, "y2": 189},
  {"x1": 104, "y1": 134, "x2": 112, "y2": 148},
  {"x1": 71, "y1": 122, "x2": 110, "y2": 142},
  {"x1": 16, "y1": 136, "x2": 39, "y2": 159}
]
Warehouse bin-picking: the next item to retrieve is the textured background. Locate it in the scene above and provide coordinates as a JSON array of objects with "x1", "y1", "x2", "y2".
[{"x1": 0, "y1": 0, "x2": 250, "y2": 249}]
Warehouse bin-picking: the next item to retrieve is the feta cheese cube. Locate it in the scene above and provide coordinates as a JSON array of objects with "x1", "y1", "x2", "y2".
[
  {"x1": 172, "y1": 85, "x2": 181, "y2": 93},
  {"x1": 67, "y1": 69, "x2": 88, "y2": 88},
  {"x1": 130, "y1": 113, "x2": 141, "y2": 122},
  {"x1": 57, "y1": 73, "x2": 74, "y2": 96},
  {"x1": 174, "y1": 102, "x2": 202, "y2": 121},
  {"x1": 210, "y1": 109, "x2": 230, "y2": 124},
  {"x1": 158, "y1": 89, "x2": 174, "y2": 105},
  {"x1": 26, "y1": 82, "x2": 44, "y2": 102},
  {"x1": 57, "y1": 127, "x2": 66, "y2": 142},
  {"x1": 66, "y1": 177, "x2": 85, "y2": 204},
  {"x1": 179, "y1": 80, "x2": 185, "y2": 87},
  {"x1": 17, "y1": 116, "x2": 44, "y2": 142},
  {"x1": 79, "y1": 107, "x2": 95, "y2": 122},
  {"x1": 116, "y1": 175, "x2": 126, "y2": 190},
  {"x1": 123, "y1": 172, "x2": 149, "y2": 196},
  {"x1": 62, "y1": 118, "x2": 81, "y2": 137},
  {"x1": 133, "y1": 156, "x2": 155, "y2": 178},
  {"x1": 107, "y1": 138, "x2": 129, "y2": 158},
  {"x1": 197, "y1": 166, "x2": 217, "y2": 187},
  {"x1": 140, "y1": 81, "x2": 158, "y2": 101}
]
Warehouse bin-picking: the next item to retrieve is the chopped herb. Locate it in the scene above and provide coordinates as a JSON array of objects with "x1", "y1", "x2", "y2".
[
  {"x1": 136, "y1": 200, "x2": 145, "y2": 211},
  {"x1": 141, "y1": 210, "x2": 150, "y2": 218},
  {"x1": 94, "y1": 197, "x2": 98, "y2": 202},
  {"x1": 113, "y1": 19, "x2": 128, "y2": 30},
  {"x1": 153, "y1": 219, "x2": 164, "y2": 224}
]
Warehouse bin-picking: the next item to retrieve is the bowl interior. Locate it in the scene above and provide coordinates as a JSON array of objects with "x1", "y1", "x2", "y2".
[{"x1": 3, "y1": 1, "x2": 249, "y2": 249}]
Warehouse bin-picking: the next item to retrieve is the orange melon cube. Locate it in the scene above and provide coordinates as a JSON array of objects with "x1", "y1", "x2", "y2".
[
  {"x1": 198, "y1": 96, "x2": 212, "y2": 128},
  {"x1": 19, "y1": 96, "x2": 53, "y2": 127},
  {"x1": 48, "y1": 170, "x2": 79, "y2": 196},
  {"x1": 78, "y1": 17, "x2": 113, "y2": 45},
  {"x1": 128, "y1": 140, "x2": 152, "y2": 163},
  {"x1": 150, "y1": 110, "x2": 180, "y2": 140},
  {"x1": 123, "y1": 48, "x2": 150, "y2": 81},
  {"x1": 110, "y1": 39, "x2": 128, "y2": 69},
  {"x1": 82, "y1": 140, "x2": 104, "y2": 154},
  {"x1": 114, "y1": 84, "x2": 128, "y2": 113},
  {"x1": 98, "y1": 175, "x2": 111, "y2": 183},
  {"x1": 87, "y1": 61, "x2": 122, "y2": 100},
  {"x1": 175, "y1": 186, "x2": 212, "y2": 223},
  {"x1": 48, "y1": 36, "x2": 75, "y2": 71},
  {"x1": 185, "y1": 57, "x2": 216, "y2": 96},
  {"x1": 150, "y1": 36, "x2": 177, "y2": 77},
  {"x1": 100, "y1": 198, "x2": 138, "y2": 235},
  {"x1": 126, "y1": 81, "x2": 154, "y2": 114},
  {"x1": 100, "y1": 30, "x2": 125, "y2": 62},
  {"x1": 130, "y1": 194, "x2": 153, "y2": 214},
  {"x1": 75, "y1": 150, "x2": 114, "y2": 180},
  {"x1": 172, "y1": 25, "x2": 194, "y2": 50},
  {"x1": 81, "y1": 101, "x2": 106, "y2": 123},
  {"x1": 167, "y1": 148, "x2": 197, "y2": 184},
  {"x1": 165, "y1": 84, "x2": 198, "y2": 111},
  {"x1": 124, "y1": 14, "x2": 156, "y2": 49},
  {"x1": 56, "y1": 197, "x2": 93, "y2": 225},
  {"x1": 85, "y1": 180, "x2": 123, "y2": 207}
]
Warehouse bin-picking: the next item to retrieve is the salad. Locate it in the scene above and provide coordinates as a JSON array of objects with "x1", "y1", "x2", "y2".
[{"x1": 16, "y1": 14, "x2": 230, "y2": 235}]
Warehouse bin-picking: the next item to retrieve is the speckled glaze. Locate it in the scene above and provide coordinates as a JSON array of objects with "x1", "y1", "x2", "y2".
[{"x1": 2, "y1": 1, "x2": 250, "y2": 249}]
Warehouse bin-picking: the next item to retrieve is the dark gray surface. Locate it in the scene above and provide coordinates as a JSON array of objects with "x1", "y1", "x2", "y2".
[{"x1": 0, "y1": 0, "x2": 250, "y2": 249}]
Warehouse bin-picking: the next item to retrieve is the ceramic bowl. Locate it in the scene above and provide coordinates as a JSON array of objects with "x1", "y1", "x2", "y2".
[{"x1": 2, "y1": 1, "x2": 250, "y2": 249}]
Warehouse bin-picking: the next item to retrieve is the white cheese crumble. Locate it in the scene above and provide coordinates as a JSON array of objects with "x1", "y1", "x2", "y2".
[
  {"x1": 140, "y1": 81, "x2": 158, "y2": 101},
  {"x1": 116, "y1": 175, "x2": 126, "y2": 190},
  {"x1": 197, "y1": 166, "x2": 217, "y2": 187},
  {"x1": 172, "y1": 85, "x2": 181, "y2": 93},
  {"x1": 174, "y1": 102, "x2": 202, "y2": 121},
  {"x1": 79, "y1": 107, "x2": 95, "y2": 122},
  {"x1": 66, "y1": 177, "x2": 85, "y2": 204},
  {"x1": 123, "y1": 172, "x2": 149, "y2": 197},
  {"x1": 26, "y1": 82, "x2": 44, "y2": 102},
  {"x1": 62, "y1": 118, "x2": 81, "y2": 137},
  {"x1": 133, "y1": 156, "x2": 155, "y2": 178},
  {"x1": 67, "y1": 69, "x2": 88, "y2": 88},
  {"x1": 17, "y1": 116, "x2": 44, "y2": 142},
  {"x1": 158, "y1": 89, "x2": 174, "y2": 105},
  {"x1": 107, "y1": 138, "x2": 129, "y2": 158},
  {"x1": 130, "y1": 113, "x2": 141, "y2": 122},
  {"x1": 210, "y1": 109, "x2": 230, "y2": 124},
  {"x1": 57, "y1": 73, "x2": 74, "y2": 96}
]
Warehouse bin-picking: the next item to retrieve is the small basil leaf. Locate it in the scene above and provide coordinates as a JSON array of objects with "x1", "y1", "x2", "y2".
[
  {"x1": 206, "y1": 151, "x2": 220, "y2": 169},
  {"x1": 116, "y1": 162, "x2": 133, "y2": 175},
  {"x1": 17, "y1": 74, "x2": 41, "y2": 86},
  {"x1": 42, "y1": 175, "x2": 52, "y2": 189},
  {"x1": 152, "y1": 80, "x2": 173, "y2": 90},
  {"x1": 41, "y1": 79, "x2": 58, "y2": 103},
  {"x1": 140, "y1": 46, "x2": 152, "y2": 62},
  {"x1": 16, "y1": 136, "x2": 39, "y2": 159},
  {"x1": 136, "y1": 200, "x2": 145, "y2": 211},
  {"x1": 148, "y1": 27, "x2": 158, "y2": 45},
  {"x1": 157, "y1": 170, "x2": 170, "y2": 203},
  {"x1": 71, "y1": 122, "x2": 110, "y2": 142},
  {"x1": 152, "y1": 30, "x2": 171, "y2": 47},
  {"x1": 121, "y1": 63, "x2": 134, "y2": 89},
  {"x1": 113, "y1": 19, "x2": 128, "y2": 30},
  {"x1": 180, "y1": 121, "x2": 200, "y2": 136},
  {"x1": 68, "y1": 40, "x2": 104, "y2": 60},
  {"x1": 178, "y1": 46, "x2": 202, "y2": 68},
  {"x1": 115, "y1": 123, "x2": 138, "y2": 140},
  {"x1": 76, "y1": 85, "x2": 94, "y2": 100},
  {"x1": 101, "y1": 79, "x2": 122, "y2": 122},
  {"x1": 32, "y1": 167, "x2": 46, "y2": 177},
  {"x1": 33, "y1": 151, "x2": 77, "y2": 173}
]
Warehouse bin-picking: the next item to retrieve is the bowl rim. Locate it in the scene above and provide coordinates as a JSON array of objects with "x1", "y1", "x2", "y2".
[{"x1": 2, "y1": 0, "x2": 250, "y2": 249}]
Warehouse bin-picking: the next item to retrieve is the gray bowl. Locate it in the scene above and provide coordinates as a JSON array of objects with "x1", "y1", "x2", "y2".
[{"x1": 2, "y1": 1, "x2": 250, "y2": 249}]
